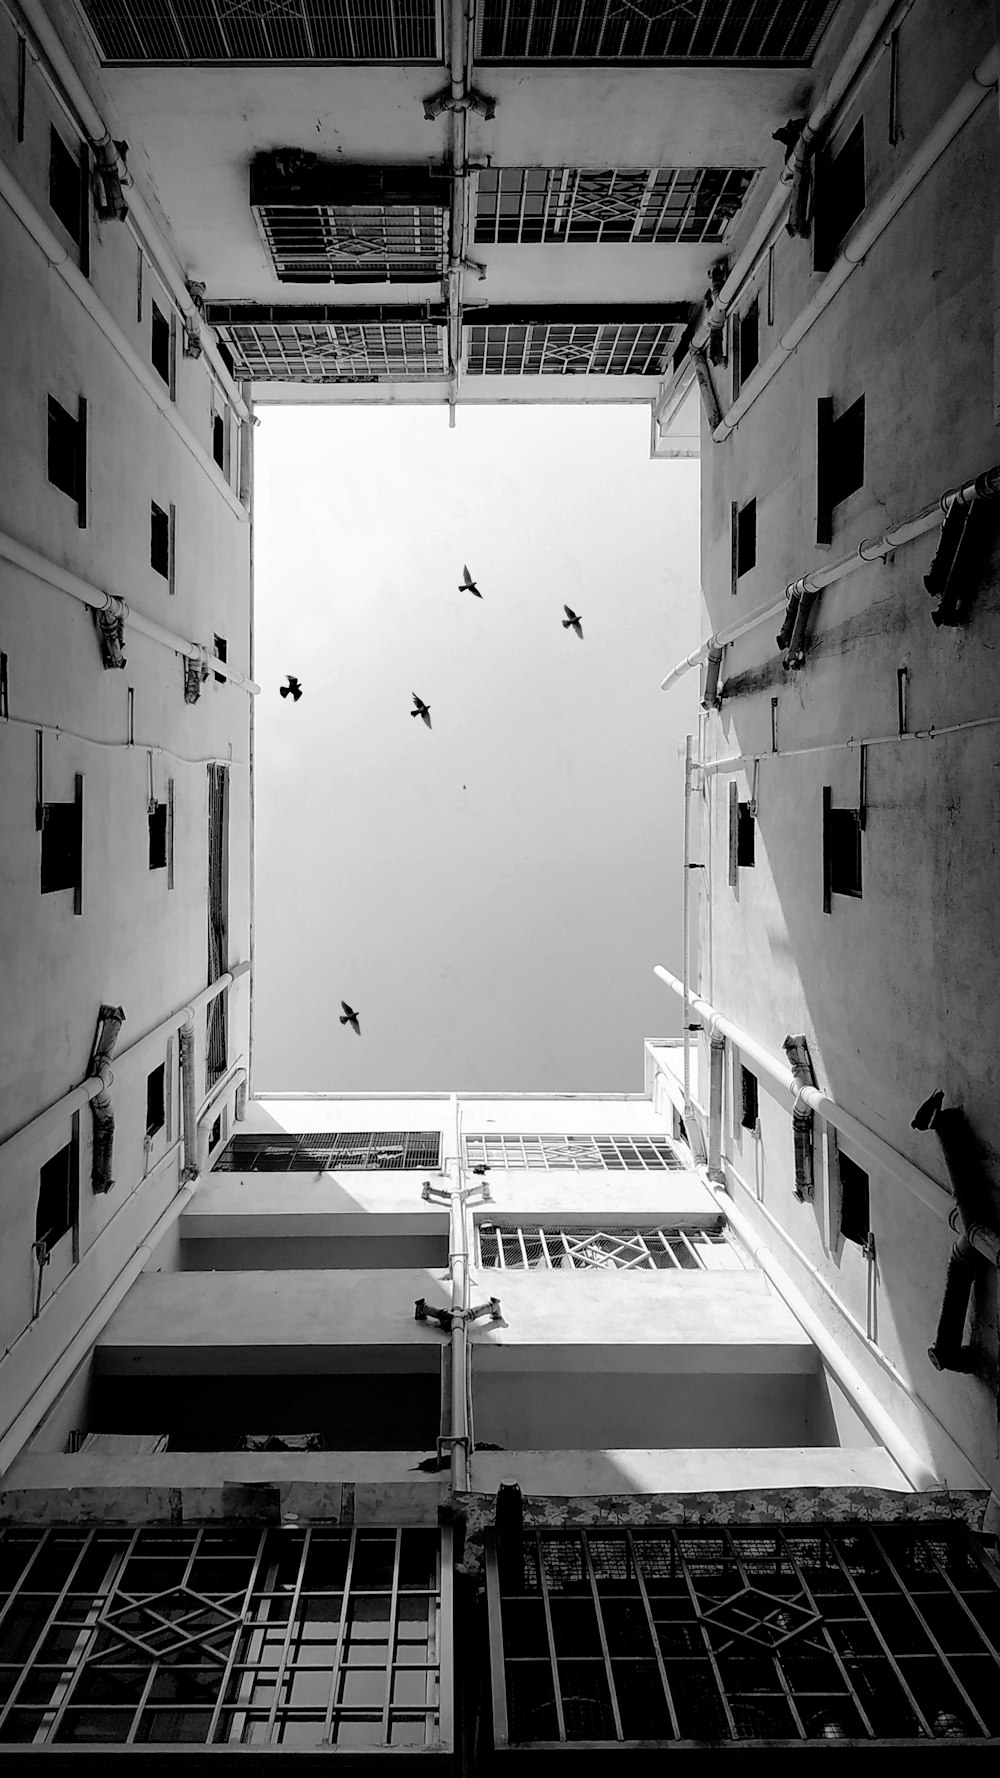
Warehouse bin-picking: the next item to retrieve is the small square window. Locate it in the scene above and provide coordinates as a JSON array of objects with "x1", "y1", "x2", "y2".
[
  {"x1": 815, "y1": 119, "x2": 865, "y2": 272},
  {"x1": 151, "y1": 302, "x2": 171, "y2": 386},
  {"x1": 740, "y1": 1066, "x2": 759, "y2": 1131},
  {"x1": 213, "y1": 635, "x2": 227, "y2": 685},
  {"x1": 148, "y1": 801, "x2": 167, "y2": 869},
  {"x1": 213, "y1": 412, "x2": 225, "y2": 468},
  {"x1": 838, "y1": 1152, "x2": 870, "y2": 1244},
  {"x1": 150, "y1": 502, "x2": 170, "y2": 579},
  {"x1": 735, "y1": 499, "x2": 756, "y2": 580},
  {"x1": 49, "y1": 126, "x2": 83, "y2": 245},
  {"x1": 47, "y1": 396, "x2": 86, "y2": 523},
  {"x1": 146, "y1": 1064, "x2": 166, "y2": 1138},
  {"x1": 40, "y1": 781, "x2": 83, "y2": 909},
  {"x1": 37, "y1": 1140, "x2": 78, "y2": 1253},
  {"x1": 817, "y1": 394, "x2": 865, "y2": 542},
  {"x1": 737, "y1": 802, "x2": 755, "y2": 867},
  {"x1": 823, "y1": 790, "x2": 862, "y2": 906}
]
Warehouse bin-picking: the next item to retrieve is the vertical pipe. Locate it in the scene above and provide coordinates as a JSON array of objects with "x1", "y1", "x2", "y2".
[
  {"x1": 178, "y1": 1023, "x2": 198, "y2": 1182},
  {"x1": 448, "y1": 1094, "x2": 470, "y2": 1491},
  {"x1": 681, "y1": 735, "x2": 693, "y2": 1127},
  {"x1": 708, "y1": 1034, "x2": 725, "y2": 1181}
]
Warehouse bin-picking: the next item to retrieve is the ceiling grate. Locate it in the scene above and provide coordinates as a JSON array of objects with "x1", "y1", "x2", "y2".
[
  {"x1": 76, "y1": 0, "x2": 440, "y2": 62},
  {"x1": 464, "y1": 1133, "x2": 686, "y2": 1169},
  {"x1": 464, "y1": 319, "x2": 683, "y2": 376},
  {"x1": 250, "y1": 155, "x2": 447, "y2": 284},
  {"x1": 209, "y1": 313, "x2": 447, "y2": 380},
  {"x1": 214, "y1": 1131, "x2": 442, "y2": 1170},
  {"x1": 477, "y1": 0, "x2": 838, "y2": 63},
  {"x1": 479, "y1": 1222, "x2": 748, "y2": 1269},
  {"x1": 475, "y1": 166, "x2": 757, "y2": 245}
]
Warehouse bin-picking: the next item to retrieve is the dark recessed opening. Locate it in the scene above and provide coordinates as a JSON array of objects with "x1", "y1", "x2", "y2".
[
  {"x1": 817, "y1": 394, "x2": 865, "y2": 541},
  {"x1": 828, "y1": 805, "x2": 862, "y2": 898},
  {"x1": 151, "y1": 301, "x2": 171, "y2": 385},
  {"x1": 148, "y1": 801, "x2": 167, "y2": 869},
  {"x1": 48, "y1": 126, "x2": 82, "y2": 244},
  {"x1": 736, "y1": 499, "x2": 756, "y2": 577},
  {"x1": 146, "y1": 1064, "x2": 165, "y2": 1138},
  {"x1": 37, "y1": 1140, "x2": 78, "y2": 1252},
  {"x1": 838, "y1": 1152, "x2": 870, "y2": 1245},
  {"x1": 740, "y1": 1066, "x2": 759, "y2": 1131},
  {"x1": 736, "y1": 297, "x2": 759, "y2": 390},
  {"x1": 213, "y1": 412, "x2": 225, "y2": 467},
  {"x1": 737, "y1": 802, "x2": 755, "y2": 867},
  {"x1": 210, "y1": 1116, "x2": 222, "y2": 1149},
  {"x1": 47, "y1": 396, "x2": 83, "y2": 511},
  {"x1": 213, "y1": 635, "x2": 227, "y2": 684},
  {"x1": 40, "y1": 799, "x2": 81, "y2": 897},
  {"x1": 217, "y1": 342, "x2": 235, "y2": 378},
  {"x1": 815, "y1": 118, "x2": 865, "y2": 272},
  {"x1": 150, "y1": 501, "x2": 169, "y2": 578}
]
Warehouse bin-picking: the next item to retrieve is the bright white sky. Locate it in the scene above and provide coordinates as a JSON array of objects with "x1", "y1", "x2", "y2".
[{"x1": 253, "y1": 403, "x2": 699, "y2": 1093}]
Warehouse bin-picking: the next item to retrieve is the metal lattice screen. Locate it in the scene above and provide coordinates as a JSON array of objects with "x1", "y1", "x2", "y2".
[
  {"x1": 0, "y1": 1525, "x2": 446, "y2": 1749},
  {"x1": 214, "y1": 1131, "x2": 442, "y2": 1170},
  {"x1": 464, "y1": 1133, "x2": 685, "y2": 1170},
  {"x1": 77, "y1": 0, "x2": 440, "y2": 61},
  {"x1": 250, "y1": 158, "x2": 447, "y2": 284},
  {"x1": 210, "y1": 315, "x2": 446, "y2": 380},
  {"x1": 464, "y1": 321, "x2": 682, "y2": 376},
  {"x1": 479, "y1": 1222, "x2": 747, "y2": 1270},
  {"x1": 475, "y1": 166, "x2": 757, "y2": 245},
  {"x1": 477, "y1": 0, "x2": 837, "y2": 62},
  {"x1": 488, "y1": 1524, "x2": 1000, "y2": 1746}
]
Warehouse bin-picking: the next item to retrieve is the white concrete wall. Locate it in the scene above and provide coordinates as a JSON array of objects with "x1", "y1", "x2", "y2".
[{"x1": 691, "y1": 0, "x2": 1000, "y2": 1500}]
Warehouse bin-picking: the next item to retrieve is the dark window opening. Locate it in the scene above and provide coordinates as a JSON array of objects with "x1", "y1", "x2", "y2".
[
  {"x1": 150, "y1": 301, "x2": 171, "y2": 385},
  {"x1": 210, "y1": 1116, "x2": 222, "y2": 1149},
  {"x1": 213, "y1": 635, "x2": 227, "y2": 684},
  {"x1": 740, "y1": 1066, "x2": 759, "y2": 1131},
  {"x1": 212, "y1": 411, "x2": 225, "y2": 468},
  {"x1": 0, "y1": 652, "x2": 7, "y2": 721},
  {"x1": 40, "y1": 785, "x2": 83, "y2": 907},
  {"x1": 823, "y1": 790, "x2": 863, "y2": 906},
  {"x1": 817, "y1": 394, "x2": 865, "y2": 542},
  {"x1": 736, "y1": 498, "x2": 757, "y2": 578},
  {"x1": 37, "y1": 1140, "x2": 78, "y2": 1254},
  {"x1": 734, "y1": 297, "x2": 759, "y2": 395},
  {"x1": 48, "y1": 126, "x2": 83, "y2": 245},
  {"x1": 217, "y1": 341, "x2": 235, "y2": 378},
  {"x1": 146, "y1": 1064, "x2": 165, "y2": 1137},
  {"x1": 839, "y1": 1151, "x2": 870, "y2": 1244},
  {"x1": 148, "y1": 801, "x2": 167, "y2": 869},
  {"x1": 815, "y1": 118, "x2": 865, "y2": 273},
  {"x1": 47, "y1": 396, "x2": 86, "y2": 523},
  {"x1": 150, "y1": 501, "x2": 169, "y2": 578},
  {"x1": 737, "y1": 802, "x2": 755, "y2": 866}
]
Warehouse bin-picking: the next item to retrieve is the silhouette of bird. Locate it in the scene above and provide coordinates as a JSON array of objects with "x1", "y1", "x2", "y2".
[
  {"x1": 411, "y1": 693, "x2": 432, "y2": 729},
  {"x1": 339, "y1": 1001, "x2": 361, "y2": 1036},
  {"x1": 772, "y1": 117, "x2": 807, "y2": 155},
  {"x1": 459, "y1": 564, "x2": 482, "y2": 598},
  {"x1": 562, "y1": 605, "x2": 584, "y2": 639},
  {"x1": 279, "y1": 675, "x2": 302, "y2": 701}
]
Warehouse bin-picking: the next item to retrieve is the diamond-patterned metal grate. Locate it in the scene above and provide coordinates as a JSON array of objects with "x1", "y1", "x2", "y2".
[
  {"x1": 475, "y1": 165, "x2": 756, "y2": 245},
  {"x1": 698, "y1": 1585, "x2": 822, "y2": 1651},
  {"x1": 465, "y1": 320, "x2": 682, "y2": 376},
  {"x1": 477, "y1": 0, "x2": 838, "y2": 63},
  {"x1": 97, "y1": 1587, "x2": 243, "y2": 1663},
  {"x1": 215, "y1": 1130, "x2": 442, "y2": 1170},
  {"x1": 210, "y1": 314, "x2": 446, "y2": 380},
  {"x1": 77, "y1": 0, "x2": 439, "y2": 61},
  {"x1": 465, "y1": 1133, "x2": 686, "y2": 1170},
  {"x1": 479, "y1": 1221, "x2": 747, "y2": 1270}
]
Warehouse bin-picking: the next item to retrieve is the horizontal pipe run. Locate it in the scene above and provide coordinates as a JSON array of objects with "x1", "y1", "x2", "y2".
[
  {"x1": 0, "y1": 159, "x2": 247, "y2": 523},
  {"x1": 3, "y1": 710, "x2": 238, "y2": 767},
  {"x1": 0, "y1": 963, "x2": 250, "y2": 1170},
  {"x1": 653, "y1": 967, "x2": 950, "y2": 1222},
  {"x1": 712, "y1": 1185, "x2": 943, "y2": 1491},
  {"x1": 713, "y1": 42, "x2": 999, "y2": 443},
  {"x1": 0, "y1": 527, "x2": 259, "y2": 694},
  {"x1": 10, "y1": 0, "x2": 248, "y2": 424},
  {"x1": 701, "y1": 710, "x2": 1000, "y2": 778}
]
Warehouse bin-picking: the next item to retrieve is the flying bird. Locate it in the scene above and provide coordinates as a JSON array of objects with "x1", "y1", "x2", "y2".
[
  {"x1": 279, "y1": 675, "x2": 302, "y2": 701},
  {"x1": 562, "y1": 605, "x2": 584, "y2": 639},
  {"x1": 459, "y1": 564, "x2": 482, "y2": 598},
  {"x1": 411, "y1": 694, "x2": 432, "y2": 729},
  {"x1": 339, "y1": 1001, "x2": 361, "y2": 1036}
]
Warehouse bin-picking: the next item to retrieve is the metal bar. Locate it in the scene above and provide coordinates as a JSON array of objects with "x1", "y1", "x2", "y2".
[
  {"x1": 870, "y1": 1530, "x2": 991, "y2": 1734},
  {"x1": 538, "y1": 1226, "x2": 553, "y2": 1270},
  {"x1": 773, "y1": 1527, "x2": 876, "y2": 1737},
  {"x1": 724, "y1": 1528, "x2": 808, "y2": 1737},
  {"x1": 206, "y1": 1527, "x2": 270, "y2": 1743},
  {"x1": 626, "y1": 1530, "x2": 681, "y2": 1738},
  {"x1": 262, "y1": 1526, "x2": 310, "y2": 1741},
  {"x1": 922, "y1": 1538, "x2": 1000, "y2": 1668},
  {"x1": 581, "y1": 1530, "x2": 624, "y2": 1740},
  {"x1": 381, "y1": 1529, "x2": 403, "y2": 1742},
  {"x1": 484, "y1": 1532, "x2": 510, "y2": 1748},
  {"x1": 536, "y1": 1532, "x2": 567, "y2": 1742},
  {"x1": 670, "y1": 1528, "x2": 739, "y2": 1737},
  {"x1": 822, "y1": 1530, "x2": 935, "y2": 1735}
]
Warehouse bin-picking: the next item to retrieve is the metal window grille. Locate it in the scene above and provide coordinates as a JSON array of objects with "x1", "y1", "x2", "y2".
[
  {"x1": 477, "y1": 0, "x2": 837, "y2": 63},
  {"x1": 474, "y1": 166, "x2": 756, "y2": 246},
  {"x1": 486, "y1": 1523, "x2": 1000, "y2": 1747},
  {"x1": 250, "y1": 158, "x2": 446, "y2": 285},
  {"x1": 464, "y1": 1134, "x2": 685, "y2": 1171},
  {"x1": 76, "y1": 0, "x2": 439, "y2": 62},
  {"x1": 210, "y1": 316, "x2": 447, "y2": 382},
  {"x1": 214, "y1": 1131, "x2": 443, "y2": 1171},
  {"x1": 465, "y1": 321, "x2": 681, "y2": 376},
  {"x1": 478, "y1": 1223, "x2": 748, "y2": 1271},
  {"x1": 0, "y1": 1525, "x2": 448, "y2": 1749}
]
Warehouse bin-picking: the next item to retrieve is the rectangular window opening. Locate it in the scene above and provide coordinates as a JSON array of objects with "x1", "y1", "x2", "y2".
[
  {"x1": 736, "y1": 498, "x2": 756, "y2": 578},
  {"x1": 148, "y1": 801, "x2": 167, "y2": 870},
  {"x1": 151, "y1": 300, "x2": 172, "y2": 386},
  {"x1": 740, "y1": 1065, "x2": 759, "y2": 1131},
  {"x1": 37, "y1": 1139, "x2": 78, "y2": 1255},
  {"x1": 838, "y1": 1151, "x2": 870, "y2": 1244},
  {"x1": 0, "y1": 651, "x2": 8, "y2": 721},
  {"x1": 817, "y1": 393, "x2": 865, "y2": 542},
  {"x1": 815, "y1": 117, "x2": 865, "y2": 272},
  {"x1": 150, "y1": 501, "x2": 170, "y2": 579},
  {"x1": 48, "y1": 125, "x2": 83, "y2": 245},
  {"x1": 212, "y1": 411, "x2": 226, "y2": 468},
  {"x1": 40, "y1": 782, "x2": 83, "y2": 906},
  {"x1": 213, "y1": 635, "x2": 228, "y2": 684},
  {"x1": 823, "y1": 790, "x2": 863, "y2": 906},
  {"x1": 47, "y1": 395, "x2": 86, "y2": 524},
  {"x1": 146, "y1": 1063, "x2": 166, "y2": 1138},
  {"x1": 737, "y1": 802, "x2": 755, "y2": 867},
  {"x1": 735, "y1": 297, "x2": 759, "y2": 395}
]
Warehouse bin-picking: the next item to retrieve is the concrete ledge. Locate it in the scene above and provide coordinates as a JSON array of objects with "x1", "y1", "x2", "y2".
[{"x1": 471, "y1": 1446, "x2": 910, "y2": 1495}]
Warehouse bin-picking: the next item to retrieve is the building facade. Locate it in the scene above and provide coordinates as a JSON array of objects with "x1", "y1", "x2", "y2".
[{"x1": 2, "y1": 0, "x2": 1000, "y2": 1763}]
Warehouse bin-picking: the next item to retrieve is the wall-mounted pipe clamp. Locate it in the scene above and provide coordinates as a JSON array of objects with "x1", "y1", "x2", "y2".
[{"x1": 415, "y1": 1297, "x2": 503, "y2": 1332}]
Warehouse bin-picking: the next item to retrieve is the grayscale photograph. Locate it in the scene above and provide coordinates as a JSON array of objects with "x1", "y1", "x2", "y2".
[{"x1": 1, "y1": 0, "x2": 999, "y2": 1764}]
